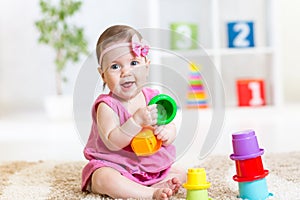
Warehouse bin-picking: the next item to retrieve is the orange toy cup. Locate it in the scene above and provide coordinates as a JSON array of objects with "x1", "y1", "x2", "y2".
[{"x1": 131, "y1": 127, "x2": 162, "y2": 156}]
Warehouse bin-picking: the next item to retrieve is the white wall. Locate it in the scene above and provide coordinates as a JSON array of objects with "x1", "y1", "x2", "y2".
[
  {"x1": 279, "y1": 0, "x2": 300, "y2": 102},
  {"x1": 0, "y1": 0, "x2": 149, "y2": 113},
  {"x1": 0, "y1": 0, "x2": 300, "y2": 113},
  {"x1": 0, "y1": 1, "x2": 54, "y2": 112}
]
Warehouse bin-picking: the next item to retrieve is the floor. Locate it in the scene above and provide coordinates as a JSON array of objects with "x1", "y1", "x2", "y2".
[
  {"x1": 0, "y1": 110, "x2": 85, "y2": 161},
  {"x1": 1, "y1": 104, "x2": 300, "y2": 168}
]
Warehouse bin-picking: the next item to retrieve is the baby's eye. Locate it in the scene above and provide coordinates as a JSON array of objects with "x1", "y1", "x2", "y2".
[
  {"x1": 110, "y1": 64, "x2": 121, "y2": 71},
  {"x1": 130, "y1": 60, "x2": 139, "y2": 66}
]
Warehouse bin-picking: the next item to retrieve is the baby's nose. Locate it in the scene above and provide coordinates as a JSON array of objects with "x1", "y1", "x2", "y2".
[{"x1": 120, "y1": 64, "x2": 132, "y2": 76}]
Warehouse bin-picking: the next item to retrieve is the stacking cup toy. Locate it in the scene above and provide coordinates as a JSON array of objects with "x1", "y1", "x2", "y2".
[
  {"x1": 131, "y1": 127, "x2": 162, "y2": 156},
  {"x1": 230, "y1": 130, "x2": 272, "y2": 200},
  {"x1": 186, "y1": 190, "x2": 211, "y2": 200},
  {"x1": 131, "y1": 94, "x2": 177, "y2": 156},
  {"x1": 183, "y1": 168, "x2": 211, "y2": 200},
  {"x1": 238, "y1": 178, "x2": 272, "y2": 200},
  {"x1": 233, "y1": 156, "x2": 269, "y2": 182},
  {"x1": 148, "y1": 94, "x2": 177, "y2": 125},
  {"x1": 230, "y1": 129, "x2": 264, "y2": 160}
]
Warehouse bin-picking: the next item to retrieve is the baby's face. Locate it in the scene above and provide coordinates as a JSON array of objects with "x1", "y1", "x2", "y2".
[{"x1": 101, "y1": 46, "x2": 150, "y2": 101}]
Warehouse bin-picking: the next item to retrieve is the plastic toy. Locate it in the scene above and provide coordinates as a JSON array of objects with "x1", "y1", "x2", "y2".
[
  {"x1": 170, "y1": 22, "x2": 198, "y2": 50},
  {"x1": 148, "y1": 94, "x2": 177, "y2": 125},
  {"x1": 131, "y1": 127, "x2": 162, "y2": 156},
  {"x1": 227, "y1": 21, "x2": 255, "y2": 48},
  {"x1": 186, "y1": 63, "x2": 208, "y2": 109},
  {"x1": 131, "y1": 94, "x2": 177, "y2": 156},
  {"x1": 230, "y1": 130, "x2": 272, "y2": 200},
  {"x1": 236, "y1": 79, "x2": 265, "y2": 107},
  {"x1": 183, "y1": 168, "x2": 212, "y2": 200}
]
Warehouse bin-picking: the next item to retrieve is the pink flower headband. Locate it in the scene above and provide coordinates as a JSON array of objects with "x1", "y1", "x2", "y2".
[{"x1": 98, "y1": 34, "x2": 150, "y2": 67}]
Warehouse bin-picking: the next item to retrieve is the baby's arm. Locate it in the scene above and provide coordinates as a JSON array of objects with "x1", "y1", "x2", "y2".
[
  {"x1": 96, "y1": 103, "x2": 157, "y2": 151},
  {"x1": 154, "y1": 123, "x2": 177, "y2": 146}
]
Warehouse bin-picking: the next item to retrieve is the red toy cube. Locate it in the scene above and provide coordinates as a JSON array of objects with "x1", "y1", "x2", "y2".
[{"x1": 236, "y1": 79, "x2": 266, "y2": 107}]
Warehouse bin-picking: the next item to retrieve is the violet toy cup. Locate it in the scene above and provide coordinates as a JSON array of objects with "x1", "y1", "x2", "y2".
[{"x1": 230, "y1": 130, "x2": 264, "y2": 160}]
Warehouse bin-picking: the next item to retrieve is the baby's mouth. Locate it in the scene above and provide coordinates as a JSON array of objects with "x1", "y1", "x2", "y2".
[{"x1": 121, "y1": 81, "x2": 135, "y2": 88}]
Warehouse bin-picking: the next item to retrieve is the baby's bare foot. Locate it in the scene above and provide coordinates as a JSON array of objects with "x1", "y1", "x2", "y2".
[
  {"x1": 152, "y1": 177, "x2": 181, "y2": 194},
  {"x1": 167, "y1": 177, "x2": 181, "y2": 194},
  {"x1": 153, "y1": 188, "x2": 172, "y2": 200}
]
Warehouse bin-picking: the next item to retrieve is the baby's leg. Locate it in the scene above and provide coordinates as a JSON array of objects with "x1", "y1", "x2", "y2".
[
  {"x1": 151, "y1": 166, "x2": 186, "y2": 194},
  {"x1": 91, "y1": 167, "x2": 173, "y2": 200}
]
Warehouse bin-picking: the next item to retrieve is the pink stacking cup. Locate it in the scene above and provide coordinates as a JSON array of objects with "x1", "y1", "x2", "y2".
[{"x1": 230, "y1": 130, "x2": 264, "y2": 160}]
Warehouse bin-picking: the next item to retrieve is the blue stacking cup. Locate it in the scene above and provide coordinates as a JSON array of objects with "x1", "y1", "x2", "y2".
[{"x1": 238, "y1": 178, "x2": 272, "y2": 200}]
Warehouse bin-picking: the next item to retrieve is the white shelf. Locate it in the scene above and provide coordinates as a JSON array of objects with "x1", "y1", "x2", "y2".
[
  {"x1": 219, "y1": 47, "x2": 274, "y2": 56},
  {"x1": 156, "y1": 47, "x2": 274, "y2": 58},
  {"x1": 147, "y1": 0, "x2": 282, "y2": 108}
]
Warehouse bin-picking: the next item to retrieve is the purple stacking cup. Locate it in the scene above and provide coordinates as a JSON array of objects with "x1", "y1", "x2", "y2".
[{"x1": 230, "y1": 130, "x2": 264, "y2": 160}]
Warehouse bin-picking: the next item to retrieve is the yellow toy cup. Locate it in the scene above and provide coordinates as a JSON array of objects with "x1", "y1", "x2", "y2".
[
  {"x1": 131, "y1": 127, "x2": 162, "y2": 156},
  {"x1": 183, "y1": 168, "x2": 212, "y2": 200},
  {"x1": 183, "y1": 168, "x2": 211, "y2": 190}
]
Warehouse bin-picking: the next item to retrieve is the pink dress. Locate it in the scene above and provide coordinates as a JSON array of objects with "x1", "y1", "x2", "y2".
[{"x1": 81, "y1": 88, "x2": 176, "y2": 191}]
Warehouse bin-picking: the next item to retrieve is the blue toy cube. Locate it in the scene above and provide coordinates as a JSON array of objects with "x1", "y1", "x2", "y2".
[{"x1": 227, "y1": 21, "x2": 255, "y2": 48}]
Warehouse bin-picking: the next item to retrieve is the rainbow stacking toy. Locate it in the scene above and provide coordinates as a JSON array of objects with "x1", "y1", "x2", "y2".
[
  {"x1": 186, "y1": 63, "x2": 208, "y2": 109},
  {"x1": 230, "y1": 130, "x2": 273, "y2": 200},
  {"x1": 183, "y1": 168, "x2": 212, "y2": 200}
]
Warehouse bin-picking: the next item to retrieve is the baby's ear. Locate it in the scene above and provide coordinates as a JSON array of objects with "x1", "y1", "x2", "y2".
[
  {"x1": 98, "y1": 67, "x2": 106, "y2": 82},
  {"x1": 97, "y1": 66, "x2": 102, "y2": 74}
]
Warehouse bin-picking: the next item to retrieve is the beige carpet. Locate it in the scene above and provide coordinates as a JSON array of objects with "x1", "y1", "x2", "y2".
[{"x1": 0, "y1": 152, "x2": 299, "y2": 200}]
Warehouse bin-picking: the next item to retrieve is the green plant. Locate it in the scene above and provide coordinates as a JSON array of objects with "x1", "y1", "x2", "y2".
[{"x1": 35, "y1": 0, "x2": 88, "y2": 95}]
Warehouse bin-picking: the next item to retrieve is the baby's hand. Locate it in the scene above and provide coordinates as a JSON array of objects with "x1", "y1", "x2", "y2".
[
  {"x1": 132, "y1": 104, "x2": 158, "y2": 127},
  {"x1": 154, "y1": 123, "x2": 176, "y2": 146}
]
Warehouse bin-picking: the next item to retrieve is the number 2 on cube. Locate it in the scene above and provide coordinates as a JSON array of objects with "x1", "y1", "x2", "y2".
[{"x1": 227, "y1": 21, "x2": 254, "y2": 48}]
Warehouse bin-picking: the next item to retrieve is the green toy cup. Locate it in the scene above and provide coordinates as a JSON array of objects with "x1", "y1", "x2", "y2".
[
  {"x1": 148, "y1": 94, "x2": 177, "y2": 125},
  {"x1": 186, "y1": 190, "x2": 212, "y2": 200}
]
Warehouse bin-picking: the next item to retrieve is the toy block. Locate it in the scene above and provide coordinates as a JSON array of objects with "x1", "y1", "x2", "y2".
[
  {"x1": 236, "y1": 79, "x2": 266, "y2": 107},
  {"x1": 227, "y1": 21, "x2": 255, "y2": 48},
  {"x1": 170, "y1": 22, "x2": 198, "y2": 50}
]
